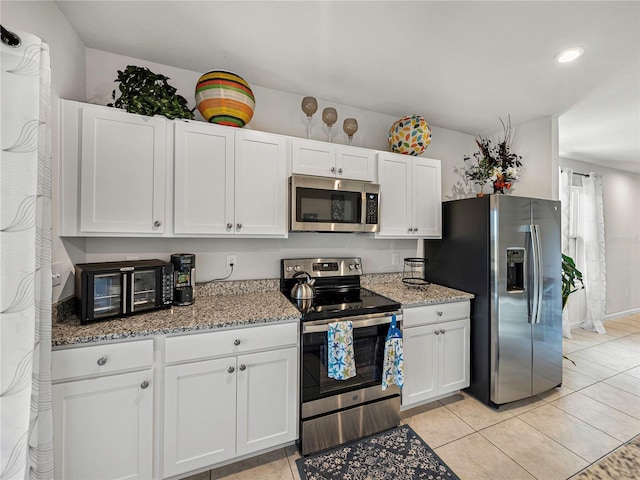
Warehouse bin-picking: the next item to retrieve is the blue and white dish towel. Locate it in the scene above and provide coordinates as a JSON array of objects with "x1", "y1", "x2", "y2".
[
  {"x1": 327, "y1": 320, "x2": 356, "y2": 380},
  {"x1": 382, "y1": 314, "x2": 404, "y2": 390}
]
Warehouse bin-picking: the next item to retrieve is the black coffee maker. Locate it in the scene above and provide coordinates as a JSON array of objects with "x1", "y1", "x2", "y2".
[{"x1": 171, "y1": 253, "x2": 195, "y2": 305}]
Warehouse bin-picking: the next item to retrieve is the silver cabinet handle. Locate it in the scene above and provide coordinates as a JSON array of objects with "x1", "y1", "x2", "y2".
[
  {"x1": 408, "y1": 228, "x2": 413, "y2": 232},
  {"x1": 236, "y1": 223, "x2": 242, "y2": 229},
  {"x1": 234, "y1": 339, "x2": 241, "y2": 346},
  {"x1": 226, "y1": 223, "x2": 233, "y2": 229},
  {"x1": 239, "y1": 364, "x2": 247, "y2": 371},
  {"x1": 228, "y1": 366, "x2": 235, "y2": 374},
  {"x1": 414, "y1": 227, "x2": 419, "y2": 232},
  {"x1": 434, "y1": 330, "x2": 440, "y2": 335},
  {"x1": 331, "y1": 167, "x2": 336, "y2": 173},
  {"x1": 140, "y1": 381, "x2": 149, "y2": 389},
  {"x1": 437, "y1": 311, "x2": 443, "y2": 316},
  {"x1": 153, "y1": 220, "x2": 162, "y2": 227},
  {"x1": 338, "y1": 168, "x2": 343, "y2": 175},
  {"x1": 440, "y1": 329, "x2": 446, "y2": 334},
  {"x1": 97, "y1": 356, "x2": 107, "y2": 366}
]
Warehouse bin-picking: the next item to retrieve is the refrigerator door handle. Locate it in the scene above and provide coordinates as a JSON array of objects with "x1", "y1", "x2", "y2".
[
  {"x1": 122, "y1": 274, "x2": 128, "y2": 314},
  {"x1": 529, "y1": 224, "x2": 539, "y2": 324},
  {"x1": 534, "y1": 224, "x2": 544, "y2": 324}
]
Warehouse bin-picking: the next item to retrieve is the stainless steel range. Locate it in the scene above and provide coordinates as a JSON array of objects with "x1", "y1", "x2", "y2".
[{"x1": 280, "y1": 257, "x2": 403, "y2": 456}]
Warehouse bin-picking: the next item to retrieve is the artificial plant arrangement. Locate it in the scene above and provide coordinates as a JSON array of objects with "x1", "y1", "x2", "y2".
[
  {"x1": 562, "y1": 253, "x2": 584, "y2": 309},
  {"x1": 108, "y1": 65, "x2": 195, "y2": 120},
  {"x1": 463, "y1": 116, "x2": 523, "y2": 194}
]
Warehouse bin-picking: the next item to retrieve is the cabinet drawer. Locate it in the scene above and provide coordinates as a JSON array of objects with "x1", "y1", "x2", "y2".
[
  {"x1": 52, "y1": 339, "x2": 154, "y2": 382},
  {"x1": 403, "y1": 300, "x2": 470, "y2": 328},
  {"x1": 165, "y1": 322, "x2": 298, "y2": 364}
]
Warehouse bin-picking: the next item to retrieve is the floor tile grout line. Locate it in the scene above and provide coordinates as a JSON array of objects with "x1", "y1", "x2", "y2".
[
  {"x1": 514, "y1": 403, "x2": 624, "y2": 465},
  {"x1": 576, "y1": 384, "x2": 640, "y2": 420}
]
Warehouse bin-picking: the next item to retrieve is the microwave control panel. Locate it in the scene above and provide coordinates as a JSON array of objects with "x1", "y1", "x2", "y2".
[{"x1": 365, "y1": 193, "x2": 379, "y2": 224}]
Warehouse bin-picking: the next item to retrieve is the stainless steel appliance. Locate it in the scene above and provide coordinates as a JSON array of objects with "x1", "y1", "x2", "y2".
[
  {"x1": 289, "y1": 175, "x2": 380, "y2": 233},
  {"x1": 281, "y1": 257, "x2": 402, "y2": 455},
  {"x1": 424, "y1": 195, "x2": 562, "y2": 407},
  {"x1": 74, "y1": 259, "x2": 174, "y2": 324},
  {"x1": 171, "y1": 253, "x2": 195, "y2": 305}
]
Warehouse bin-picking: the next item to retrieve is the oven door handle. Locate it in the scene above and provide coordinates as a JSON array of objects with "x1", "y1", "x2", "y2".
[{"x1": 302, "y1": 312, "x2": 402, "y2": 333}]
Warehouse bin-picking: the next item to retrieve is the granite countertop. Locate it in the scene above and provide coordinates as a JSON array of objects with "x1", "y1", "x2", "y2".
[
  {"x1": 52, "y1": 275, "x2": 473, "y2": 347},
  {"x1": 364, "y1": 273, "x2": 474, "y2": 307},
  {"x1": 52, "y1": 280, "x2": 300, "y2": 347}
]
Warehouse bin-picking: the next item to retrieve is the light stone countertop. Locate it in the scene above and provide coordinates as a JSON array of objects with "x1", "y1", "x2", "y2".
[{"x1": 52, "y1": 275, "x2": 473, "y2": 347}]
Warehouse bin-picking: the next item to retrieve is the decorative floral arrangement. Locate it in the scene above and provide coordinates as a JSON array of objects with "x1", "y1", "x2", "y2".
[{"x1": 463, "y1": 116, "x2": 522, "y2": 194}]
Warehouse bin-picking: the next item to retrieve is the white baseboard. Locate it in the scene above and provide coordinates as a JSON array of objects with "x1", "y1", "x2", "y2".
[{"x1": 605, "y1": 308, "x2": 640, "y2": 321}]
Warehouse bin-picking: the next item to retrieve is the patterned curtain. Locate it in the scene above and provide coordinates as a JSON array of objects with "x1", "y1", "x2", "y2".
[
  {"x1": 581, "y1": 173, "x2": 606, "y2": 333},
  {"x1": 1, "y1": 28, "x2": 54, "y2": 480}
]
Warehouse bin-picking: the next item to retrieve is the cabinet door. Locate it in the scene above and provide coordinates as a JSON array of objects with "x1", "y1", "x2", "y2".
[
  {"x1": 438, "y1": 319, "x2": 470, "y2": 394},
  {"x1": 80, "y1": 105, "x2": 167, "y2": 234},
  {"x1": 402, "y1": 324, "x2": 438, "y2": 407},
  {"x1": 234, "y1": 130, "x2": 288, "y2": 236},
  {"x1": 236, "y1": 347, "x2": 298, "y2": 456},
  {"x1": 53, "y1": 370, "x2": 153, "y2": 480},
  {"x1": 173, "y1": 121, "x2": 234, "y2": 234},
  {"x1": 291, "y1": 137, "x2": 336, "y2": 177},
  {"x1": 412, "y1": 157, "x2": 442, "y2": 238},
  {"x1": 163, "y1": 358, "x2": 236, "y2": 477},
  {"x1": 376, "y1": 152, "x2": 412, "y2": 237},
  {"x1": 335, "y1": 145, "x2": 376, "y2": 181}
]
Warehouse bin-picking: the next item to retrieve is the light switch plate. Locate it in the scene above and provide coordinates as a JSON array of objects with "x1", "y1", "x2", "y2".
[{"x1": 52, "y1": 261, "x2": 62, "y2": 286}]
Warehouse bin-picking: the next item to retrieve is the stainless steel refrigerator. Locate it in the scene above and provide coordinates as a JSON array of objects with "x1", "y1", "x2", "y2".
[{"x1": 424, "y1": 195, "x2": 562, "y2": 407}]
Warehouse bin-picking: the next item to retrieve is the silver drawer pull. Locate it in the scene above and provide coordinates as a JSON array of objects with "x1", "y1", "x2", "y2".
[
  {"x1": 140, "y1": 381, "x2": 149, "y2": 389},
  {"x1": 97, "y1": 356, "x2": 107, "y2": 366},
  {"x1": 234, "y1": 339, "x2": 241, "y2": 346},
  {"x1": 228, "y1": 366, "x2": 235, "y2": 374},
  {"x1": 226, "y1": 223, "x2": 233, "y2": 229},
  {"x1": 153, "y1": 220, "x2": 162, "y2": 227},
  {"x1": 239, "y1": 364, "x2": 246, "y2": 371},
  {"x1": 236, "y1": 223, "x2": 242, "y2": 229},
  {"x1": 437, "y1": 311, "x2": 443, "y2": 316},
  {"x1": 434, "y1": 330, "x2": 440, "y2": 335},
  {"x1": 440, "y1": 329, "x2": 446, "y2": 334}
]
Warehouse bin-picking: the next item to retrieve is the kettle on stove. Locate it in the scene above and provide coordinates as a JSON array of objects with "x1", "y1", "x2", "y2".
[{"x1": 290, "y1": 271, "x2": 316, "y2": 299}]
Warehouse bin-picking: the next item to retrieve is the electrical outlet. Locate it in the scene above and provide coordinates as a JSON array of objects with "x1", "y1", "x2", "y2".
[
  {"x1": 226, "y1": 255, "x2": 237, "y2": 271},
  {"x1": 52, "y1": 261, "x2": 62, "y2": 287},
  {"x1": 391, "y1": 253, "x2": 399, "y2": 266}
]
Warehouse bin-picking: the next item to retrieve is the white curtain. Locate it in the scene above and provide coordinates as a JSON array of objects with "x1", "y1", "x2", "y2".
[
  {"x1": 1, "y1": 28, "x2": 54, "y2": 480},
  {"x1": 581, "y1": 173, "x2": 606, "y2": 333},
  {"x1": 559, "y1": 168, "x2": 573, "y2": 338}
]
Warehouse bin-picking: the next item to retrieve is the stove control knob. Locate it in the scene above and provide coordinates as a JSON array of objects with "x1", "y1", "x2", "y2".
[
  {"x1": 348, "y1": 264, "x2": 354, "y2": 270},
  {"x1": 286, "y1": 265, "x2": 293, "y2": 272},
  {"x1": 355, "y1": 263, "x2": 361, "y2": 270},
  {"x1": 294, "y1": 265, "x2": 301, "y2": 272}
]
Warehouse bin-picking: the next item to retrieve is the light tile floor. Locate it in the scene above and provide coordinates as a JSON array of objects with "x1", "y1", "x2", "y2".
[{"x1": 185, "y1": 313, "x2": 640, "y2": 480}]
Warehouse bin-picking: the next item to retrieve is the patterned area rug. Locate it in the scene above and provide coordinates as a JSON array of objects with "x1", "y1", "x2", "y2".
[
  {"x1": 573, "y1": 435, "x2": 640, "y2": 480},
  {"x1": 296, "y1": 425, "x2": 459, "y2": 480}
]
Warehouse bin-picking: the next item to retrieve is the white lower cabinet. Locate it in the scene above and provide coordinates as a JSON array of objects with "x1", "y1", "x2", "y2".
[
  {"x1": 52, "y1": 341, "x2": 154, "y2": 480},
  {"x1": 402, "y1": 301, "x2": 470, "y2": 408},
  {"x1": 162, "y1": 323, "x2": 298, "y2": 479}
]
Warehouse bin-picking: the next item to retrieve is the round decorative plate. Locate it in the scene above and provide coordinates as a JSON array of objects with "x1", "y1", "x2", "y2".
[{"x1": 388, "y1": 115, "x2": 432, "y2": 155}]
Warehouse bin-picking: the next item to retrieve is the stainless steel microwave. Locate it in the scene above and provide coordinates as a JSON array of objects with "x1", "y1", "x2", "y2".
[{"x1": 289, "y1": 175, "x2": 380, "y2": 233}]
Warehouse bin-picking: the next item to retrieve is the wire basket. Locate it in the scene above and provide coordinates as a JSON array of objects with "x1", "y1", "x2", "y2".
[{"x1": 402, "y1": 257, "x2": 430, "y2": 287}]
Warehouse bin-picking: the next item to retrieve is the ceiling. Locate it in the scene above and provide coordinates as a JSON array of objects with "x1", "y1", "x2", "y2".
[{"x1": 55, "y1": 0, "x2": 640, "y2": 173}]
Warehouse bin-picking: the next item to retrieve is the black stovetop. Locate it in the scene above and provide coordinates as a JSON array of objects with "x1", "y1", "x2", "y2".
[{"x1": 283, "y1": 286, "x2": 401, "y2": 322}]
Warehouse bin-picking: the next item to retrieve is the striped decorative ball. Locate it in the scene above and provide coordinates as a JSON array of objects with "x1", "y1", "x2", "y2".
[
  {"x1": 195, "y1": 70, "x2": 255, "y2": 127},
  {"x1": 388, "y1": 115, "x2": 432, "y2": 155}
]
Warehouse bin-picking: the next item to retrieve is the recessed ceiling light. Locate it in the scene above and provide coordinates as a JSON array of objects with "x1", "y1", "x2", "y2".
[{"x1": 556, "y1": 47, "x2": 584, "y2": 63}]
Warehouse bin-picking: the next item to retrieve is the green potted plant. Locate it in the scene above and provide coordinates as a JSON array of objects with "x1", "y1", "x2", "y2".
[
  {"x1": 108, "y1": 65, "x2": 195, "y2": 120},
  {"x1": 562, "y1": 253, "x2": 584, "y2": 309}
]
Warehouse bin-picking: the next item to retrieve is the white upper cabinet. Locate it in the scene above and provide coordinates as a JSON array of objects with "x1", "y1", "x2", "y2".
[
  {"x1": 376, "y1": 152, "x2": 442, "y2": 238},
  {"x1": 292, "y1": 137, "x2": 376, "y2": 182},
  {"x1": 173, "y1": 124, "x2": 288, "y2": 237},
  {"x1": 60, "y1": 100, "x2": 170, "y2": 236},
  {"x1": 234, "y1": 130, "x2": 288, "y2": 236},
  {"x1": 173, "y1": 121, "x2": 234, "y2": 235}
]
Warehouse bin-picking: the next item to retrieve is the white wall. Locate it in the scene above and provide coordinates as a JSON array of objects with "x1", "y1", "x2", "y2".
[
  {"x1": 560, "y1": 157, "x2": 640, "y2": 318},
  {"x1": 2, "y1": 0, "x2": 88, "y2": 303}
]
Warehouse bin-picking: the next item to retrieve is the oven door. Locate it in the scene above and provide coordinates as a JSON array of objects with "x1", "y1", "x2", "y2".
[{"x1": 301, "y1": 312, "x2": 401, "y2": 405}]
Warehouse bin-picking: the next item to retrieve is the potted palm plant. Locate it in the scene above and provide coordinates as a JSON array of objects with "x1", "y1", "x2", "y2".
[{"x1": 562, "y1": 253, "x2": 584, "y2": 309}]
